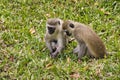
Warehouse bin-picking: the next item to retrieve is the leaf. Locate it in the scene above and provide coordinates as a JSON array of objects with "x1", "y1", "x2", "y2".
[
  {"x1": 100, "y1": 8, "x2": 110, "y2": 15},
  {"x1": 29, "y1": 27, "x2": 36, "y2": 34},
  {"x1": 72, "y1": 0, "x2": 77, "y2": 3},
  {"x1": 0, "y1": 60, "x2": 2, "y2": 64},
  {"x1": 95, "y1": 68, "x2": 101, "y2": 75},
  {"x1": 70, "y1": 72, "x2": 80, "y2": 78},
  {"x1": 100, "y1": 8, "x2": 105, "y2": 13},
  {"x1": 94, "y1": 2, "x2": 99, "y2": 6},
  {"x1": 46, "y1": 14, "x2": 51, "y2": 17},
  {"x1": 0, "y1": 19, "x2": 4, "y2": 24},
  {"x1": 83, "y1": 65, "x2": 89, "y2": 71},
  {"x1": 46, "y1": 62, "x2": 53, "y2": 69},
  {"x1": 9, "y1": 56, "x2": 14, "y2": 62},
  {"x1": 67, "y1": 57, "x2": 70, "y2": 63},
  {"x1": 104, "y1": 11, "x2": 110, "y2": 15}
]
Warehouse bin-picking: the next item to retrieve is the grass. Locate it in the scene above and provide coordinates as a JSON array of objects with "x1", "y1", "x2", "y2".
[{"x1": 0, "y1": 0, "x2": 120, "y2": 79}]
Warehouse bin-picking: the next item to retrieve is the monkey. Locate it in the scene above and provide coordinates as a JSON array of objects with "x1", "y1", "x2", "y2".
[
  {"x1": 45, "y1": 18, "x2": 68, "y2": 58},
  {"x1": 62, "y1": 20, "x2": 107, "y2": 59}
]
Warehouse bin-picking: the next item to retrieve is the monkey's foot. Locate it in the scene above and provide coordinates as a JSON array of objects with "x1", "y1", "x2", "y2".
[
  {"x1": 50, "y1": 53, "x2": 57, "y2": 58},
  {"x1": 78, "y1": 59, "x2": 82, "y2": 63}
]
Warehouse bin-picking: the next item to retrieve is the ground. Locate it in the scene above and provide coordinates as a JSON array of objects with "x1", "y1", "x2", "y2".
[{"x1": 0, "y1": 0, "x2": 120, "y2": 80}]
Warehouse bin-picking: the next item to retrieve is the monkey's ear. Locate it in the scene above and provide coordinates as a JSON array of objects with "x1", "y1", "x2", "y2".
[{"x1": 69, "y1": 23, "x2": 74, "y2": 28}]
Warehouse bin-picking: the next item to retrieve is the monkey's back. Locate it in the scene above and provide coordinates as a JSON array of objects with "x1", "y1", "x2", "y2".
[{"x1": 74, "y1": 23, "x2": 107, "y2": 58}]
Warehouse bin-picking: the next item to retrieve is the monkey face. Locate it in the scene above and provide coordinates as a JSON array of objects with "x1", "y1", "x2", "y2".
[
  {"x1": 47, "y1": 26, "x2": 56, "y2": 34},
  {"x1": 46, "y1": 18, "x2": 62, "y2": 35},
  {"x1": 62, "y1": 20, "x2": 74, "y2": 36}
]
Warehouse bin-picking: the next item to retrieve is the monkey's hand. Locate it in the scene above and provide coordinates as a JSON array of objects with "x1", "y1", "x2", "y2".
[{"x1": 50, "y1": 51, "x2": 59, "y2": 58}]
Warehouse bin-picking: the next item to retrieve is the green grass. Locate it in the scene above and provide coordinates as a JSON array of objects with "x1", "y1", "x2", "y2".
[{"x1": 0, "y1": 0, "x2": 120, "y2": 79}]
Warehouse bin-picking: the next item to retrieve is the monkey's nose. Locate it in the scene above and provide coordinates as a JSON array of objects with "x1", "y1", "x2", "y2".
[{"x1": 48, "y1": 30, "x2": 55, "y2": 34}]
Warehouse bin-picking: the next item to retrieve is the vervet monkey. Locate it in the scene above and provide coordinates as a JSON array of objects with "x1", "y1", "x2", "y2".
[
  {"x1": 45, "y1": 18, "x2": 68, "y2": 58},
  {"x1": 62, "y1": 20, "x2": 107, "y2": 59}
]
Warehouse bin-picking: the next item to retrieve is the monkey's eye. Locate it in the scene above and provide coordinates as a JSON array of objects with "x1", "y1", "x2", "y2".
[{"x1": 69, "y1": 23, "x2": 74, "y2": 28}]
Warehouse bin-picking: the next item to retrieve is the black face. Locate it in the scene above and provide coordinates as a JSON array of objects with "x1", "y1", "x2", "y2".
[
  {"x1": 65, "y1": 30, "x2": 72, "y2": 36},
  {"x1": 47, "y1": 26, "x2": 56, "y2": 34}
]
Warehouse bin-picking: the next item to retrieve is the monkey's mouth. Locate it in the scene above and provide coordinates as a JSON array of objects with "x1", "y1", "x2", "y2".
[
  {"x1": 48, "y1": 27, "x2": 56, "y2": 34},
  {"x1": 65, "y1": 30, "x2": 72, "y2": 36}
]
